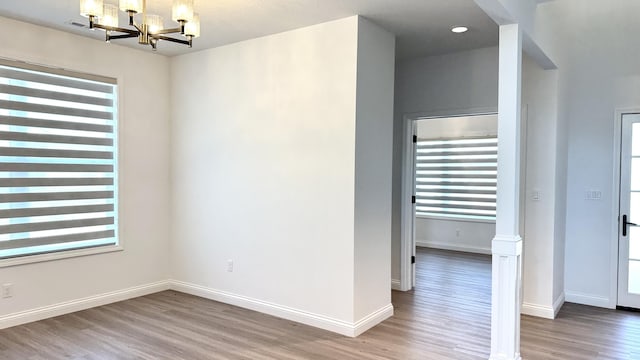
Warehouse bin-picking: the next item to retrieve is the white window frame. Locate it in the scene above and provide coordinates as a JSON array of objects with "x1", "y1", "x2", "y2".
[{"x1": 0, "y1": 58, "x2": 121, "y2": 268}]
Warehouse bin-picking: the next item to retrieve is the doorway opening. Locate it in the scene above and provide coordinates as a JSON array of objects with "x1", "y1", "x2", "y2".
[
  {"x1": 395, "y1": 112, "x2": 498, "y2": 356},
  {"x1": 400, "y1": 112, "x2": 498, "y2": 290}
]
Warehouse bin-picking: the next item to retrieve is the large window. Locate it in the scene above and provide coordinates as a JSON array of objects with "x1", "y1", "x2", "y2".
[
  {"x1": 0, "y1": 59, "x2": 118, "y2": 261},
  {"x1": 415, "y1": 136, "x2": 497, "y2": 221}
]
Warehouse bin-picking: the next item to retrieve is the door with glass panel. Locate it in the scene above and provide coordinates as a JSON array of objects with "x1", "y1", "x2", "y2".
[{"x1": 618, "y1": 113, "x2": 640, "y2": 308}]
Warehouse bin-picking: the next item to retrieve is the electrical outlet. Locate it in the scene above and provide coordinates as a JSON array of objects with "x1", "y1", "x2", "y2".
[
  {"x1": 227, "y1": 260, "x2": 233, "y2": 272},
  {"x1": 531, "y1": 190, "x2": 540, "y2": 201},
  {"x1": 584, "y1": 189, "x2": 602, "y2": 201},
  {"x1": 2, "y1": 283, "x2": 13, "y2": 299}
]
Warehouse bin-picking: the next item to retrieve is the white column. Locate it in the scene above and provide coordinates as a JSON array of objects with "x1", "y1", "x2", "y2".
[{"x1": 490, "y1": 23, "x2": 523, "y2": 360}]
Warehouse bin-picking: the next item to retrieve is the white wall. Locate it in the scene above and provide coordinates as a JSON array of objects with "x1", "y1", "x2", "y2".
[
  {"x1": 170, "y1": 16, "x2": 395, "y2": 335},
  {"x1": 0, "y1": 17, "x2": 171, "y2": 325},
  {"x1": 416, "y1": 115, "x2": 497, "y2": 139},
  {"x1": 392, "y1": 47, "x2": 499, "y2": 280},
  {"x1": 414, "y1": 115, "x2": 497, "y2": 254},
  {"x1": 534, "y1": 0, "x2": 640, "y2": 308},
  {"x1": 521, "y1": 54, "x2": 563, "y2": 318},
  {"x1": 353, "y1": 18, "x2": 395, "y2": 321},
  {"x1": 553, "y1": 51, "x2": 569, "y2": 309},
  {"x1": 416, "y1": 219, "x2": 495, "y2": 254}
]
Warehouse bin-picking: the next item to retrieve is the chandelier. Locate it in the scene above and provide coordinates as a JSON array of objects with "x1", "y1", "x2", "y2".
[{"x1": 79, "y1": 0, "x2": 201, "y2": 50}]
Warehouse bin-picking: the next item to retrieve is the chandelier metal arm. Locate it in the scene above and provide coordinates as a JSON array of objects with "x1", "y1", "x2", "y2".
[
  {"x1": 96, "y1": 24, "x2": 139, "y2": 36},
  {"x1": 152, "y1": 35, "x2": 192, "y2": 46},
  {"x1": 131, "y1": 23, "x2": 143, "y2": 34},
  {"x1": 107, "y1": 33, "x2": 139, "y2": 40},
  {"x1": 89, "y1": 16, "x2": 139, "y2": 35},
  {"x1": 153, "y1": 26, "x2": 185, "y2": 35}
]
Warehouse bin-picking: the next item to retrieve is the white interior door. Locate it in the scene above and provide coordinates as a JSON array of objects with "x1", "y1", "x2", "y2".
[
  {"x1": 618, "y1": 113, "x2": 640, "y2": 308},
  {"x1": 400, "y1": 117, "x2": 417, "y2": 291},
  {"x1": 411, "y1": 121, "x2": 417, "y2": 288}
]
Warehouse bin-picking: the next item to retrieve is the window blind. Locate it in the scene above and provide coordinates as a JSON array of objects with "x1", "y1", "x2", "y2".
[
  {"x1": 415, "y1": 136, "x2": 497, "y2": 221},
  {"x1": 0, "y1": 59, "x2": 118, "y2": 260}
]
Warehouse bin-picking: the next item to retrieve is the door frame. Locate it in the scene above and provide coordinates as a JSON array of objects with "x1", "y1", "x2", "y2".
[
  {"x1": 611, "y1": 108, "x2": 640, "y2": 308},
  {"x1": 399, "y1": 106, "x2": 498, "y2": 291}
]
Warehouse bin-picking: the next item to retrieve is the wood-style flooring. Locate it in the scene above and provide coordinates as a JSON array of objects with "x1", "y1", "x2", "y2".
[{"x1": 1, "y1": 248, "x2": 640, "y2": 359}]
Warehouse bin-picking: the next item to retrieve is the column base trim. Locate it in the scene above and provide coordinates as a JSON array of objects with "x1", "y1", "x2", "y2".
[
  {"x1": 489, "y1": 354, "x2": 522, "y2": 360},
  {"x1": 492, "y1": 234, "x2": 522, "y2": 255}
]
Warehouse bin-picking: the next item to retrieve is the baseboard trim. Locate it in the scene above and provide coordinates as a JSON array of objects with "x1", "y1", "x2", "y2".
[
  {"x1": 521, "y1": 292, "x2": 565, "y2": 319},
  {"x1": 391, "y1": 279, "x2": 402, "y2": 291},
  {"x1": 0, "y1": 280, "x2": 169, "y2": 330},
  {"x1": 169, "y1": 280, "x2": 392, "y2": 337},
  {"x1": 521, "y1": 302, "x2": 555, "y2": 319},
  {"x1": 416, "y1": 241, "x2": 491, "y2": 255},
  {"x1": 353, "y1": 303, "x2": 394, "y2": 337},
  {"x1": 565, "y1": 291, "x2": 611, "y2": 308},
  {"x1": 553, "y1": 292, "x2": 565, "y2": 317}
]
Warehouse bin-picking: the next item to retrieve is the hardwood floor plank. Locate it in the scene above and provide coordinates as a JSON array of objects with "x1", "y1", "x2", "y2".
[{"x1": 2, "y1": 248, "x2": 640, "y2": 359}]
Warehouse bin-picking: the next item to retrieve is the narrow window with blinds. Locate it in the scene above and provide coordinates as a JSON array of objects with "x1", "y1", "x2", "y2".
[
  {"x1": 0, "y1": 59, "x2": 118, "y2": 261},
  {"x1": 415, "y1": 136, "x2": 497, "y2": 221}
]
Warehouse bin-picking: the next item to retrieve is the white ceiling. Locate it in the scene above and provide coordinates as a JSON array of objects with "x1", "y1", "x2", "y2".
[{"x1": 0, "y1": 0, "x2": 499, "y2": 59}]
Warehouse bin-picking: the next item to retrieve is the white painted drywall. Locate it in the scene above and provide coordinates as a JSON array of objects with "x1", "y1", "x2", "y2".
[
  {"x1": 521, "y1": 53, "x2": 563, "y2": 316},
  {"x1": 170, "y1": 16, "x2": 358, "y2": 323},
  {"x1": 416, "y1": 219, "x2": 495, "y2": 254},
  {"x1": 392, "y1": 47, "x2": 499, "y2": 280},
  {"x1": 353, "y1": 18, "x2": 395, "y2": 320},
  {"x1": 416, "y1": 115, "x2": 497, "y2": 139},
  {"x1": 170, "y1": 16, "x2": 395, "y2": 331},
  {"x1": 553, "y1": 51, "x2": 568, "y2": 309},
  {"x1": 414, "y1": 115, "x2": 497, "y2": 254},
  {"x1": 0, "y1": 17, "x2": 171, "y2": 317},
  {"x1": 474, "y1": 0, "x2": 537, "y2": 35},
  {"x1": 534, "y1": 0, "x2": 640, "y2": 308}
]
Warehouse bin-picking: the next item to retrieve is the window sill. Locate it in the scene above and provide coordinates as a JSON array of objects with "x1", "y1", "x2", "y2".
[
  {"x1": 0, "y1": 245, "x2": 123, "y2": 268},
  {"x1": 416, "y1": 214, "x2": 496, "y2": 224}
]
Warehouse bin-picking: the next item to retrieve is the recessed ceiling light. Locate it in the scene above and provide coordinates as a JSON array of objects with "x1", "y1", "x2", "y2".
[{"x1": 451, "y1": 26, "x2": 469, "y2": 34}]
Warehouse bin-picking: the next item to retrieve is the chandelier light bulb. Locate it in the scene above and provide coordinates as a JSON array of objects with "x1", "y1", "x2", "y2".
[
  {"x1": 184, "y1": 13, "x2": 200, "y2": 38},
  {"x1": 145, "y1": 14, "x2": 164, "y2": 34},
  {"x1": 80, "y1": 0, "x2": 104, "y2": 17},
  {"x1": 172, "y1": 0, "x2": 194, "y2": 23},
  {"x1": 99, "y1": 4, "x2": 119, "y2": 28},
  {"x1": 119, "y1": 0, "x2": 143, "y2": 14}
]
